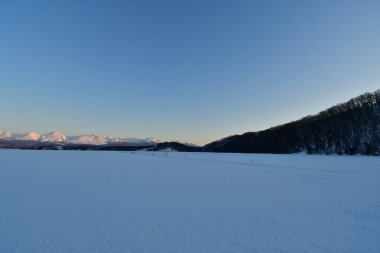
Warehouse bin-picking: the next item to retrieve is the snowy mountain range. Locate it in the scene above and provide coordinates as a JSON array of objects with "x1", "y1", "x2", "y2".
[{"x1": 0, "y1": 131, "x2": 161, "y2": 146}]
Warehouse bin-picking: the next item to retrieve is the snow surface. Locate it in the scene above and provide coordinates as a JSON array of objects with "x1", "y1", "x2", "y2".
[{"x1": 0, "y1": 150, "x2": 379, "y2": 253}]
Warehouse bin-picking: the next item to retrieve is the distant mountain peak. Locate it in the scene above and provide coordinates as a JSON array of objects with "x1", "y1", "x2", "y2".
[
  {"x1": 0, "y1": 131, "x2": 12, "y2": 139},
  {"x1": 19, "y1": 131, "x2": 41, "y2": 141},
  {"x1": 40, "y1": 132, "x2": 67, "y2": 143}
]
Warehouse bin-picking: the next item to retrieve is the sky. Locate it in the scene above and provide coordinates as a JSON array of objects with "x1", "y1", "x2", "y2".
[{"x1": 0, "y1": 0, "x2": 379, "y2": 145}]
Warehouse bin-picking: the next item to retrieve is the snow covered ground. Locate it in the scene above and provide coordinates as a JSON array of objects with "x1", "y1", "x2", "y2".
[{"x1": 0, "y1": 150, "x2": 379, "y2": 253}]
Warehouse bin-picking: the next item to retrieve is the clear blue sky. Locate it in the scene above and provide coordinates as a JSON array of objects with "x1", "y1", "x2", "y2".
[{"x1": 1, "y1": 0, "x2": 379, "y2": 145}]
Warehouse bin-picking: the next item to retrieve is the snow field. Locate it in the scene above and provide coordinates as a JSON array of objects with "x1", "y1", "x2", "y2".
[{"x1": 0, "y1": 150, "x2": 379, "y2": 253}]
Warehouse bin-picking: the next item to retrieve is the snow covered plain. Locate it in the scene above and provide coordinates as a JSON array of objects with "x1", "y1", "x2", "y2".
[{"x1": 0, "y1": 150, "x2": 379, "y2": 253}]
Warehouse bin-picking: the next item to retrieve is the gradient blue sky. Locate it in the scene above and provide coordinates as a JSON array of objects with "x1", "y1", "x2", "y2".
[{"x1": 1, "y1": 0, "x2": 379, "y2": 145}]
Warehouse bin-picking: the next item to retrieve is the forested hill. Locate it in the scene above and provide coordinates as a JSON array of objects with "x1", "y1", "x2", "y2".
[{"x1": 203, "y1": 90, "x2": 380, "y2": 155}]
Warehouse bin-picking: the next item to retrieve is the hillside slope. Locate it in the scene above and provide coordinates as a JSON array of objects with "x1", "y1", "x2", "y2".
[{"x1": 204, "y1": 90, "x2": 380, "y2": 155}]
